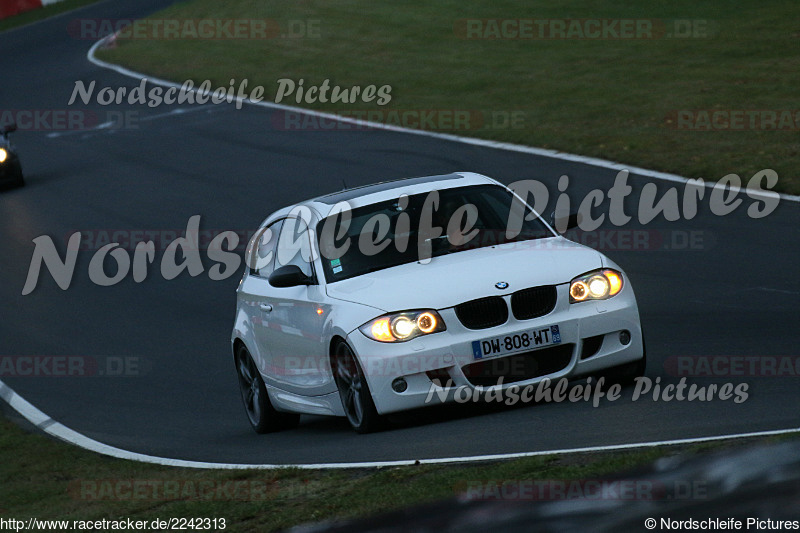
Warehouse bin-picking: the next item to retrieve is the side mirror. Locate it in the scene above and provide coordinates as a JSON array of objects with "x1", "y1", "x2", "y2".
[
  {"x1": 268, "y1": 265, "x2": 314, "y2": 288},
  {"x1": 2, "y1": 123, "x2": 17, "y2": 135},
  {"x1": 550, "y1": 211, "x2": 581, "y2": 233}
]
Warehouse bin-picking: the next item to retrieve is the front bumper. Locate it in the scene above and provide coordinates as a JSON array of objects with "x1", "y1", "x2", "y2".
[{"x1": 347, "y1": 281, "x2": 644, "y2": 415}]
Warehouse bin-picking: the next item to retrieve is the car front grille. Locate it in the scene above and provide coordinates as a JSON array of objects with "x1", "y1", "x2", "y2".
[
  {"x1": 461, "y1": 343, "x2": 574, "y2": 387},
  {"x1": 510, "y1": 285, "x2": 557, "y2": 320},
  {"x1": 454, "y1": 285, "x2": 558, "y2": 330},
  {"x1": 455, "y1": 296, "x2": 508, "y2": 330}
]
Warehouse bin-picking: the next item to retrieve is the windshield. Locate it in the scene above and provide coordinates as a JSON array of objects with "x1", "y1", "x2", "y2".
[{"x1": 316, "y1": 184, "x2": 554, "y2": 282}]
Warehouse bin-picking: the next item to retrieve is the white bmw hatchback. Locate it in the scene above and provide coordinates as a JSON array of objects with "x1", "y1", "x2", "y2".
[{"x1": 231, "y1": 172, "x2": 645, "y2": 433}]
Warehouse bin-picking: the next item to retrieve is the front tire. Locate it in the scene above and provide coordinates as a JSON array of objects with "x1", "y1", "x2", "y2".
[
  {"x1": 235, "y1": 345, "x2": 299, "y2": 434},
  {"x1": 333, "y1": 341, "x2": 384, "y2": 434}
]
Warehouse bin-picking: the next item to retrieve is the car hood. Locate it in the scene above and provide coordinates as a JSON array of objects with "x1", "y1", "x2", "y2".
[{"x1": 325, "y1": 237, "x2": 604, "y2": 312}]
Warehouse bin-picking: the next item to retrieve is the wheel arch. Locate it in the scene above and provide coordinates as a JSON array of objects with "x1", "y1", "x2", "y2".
[
  {"x1": 328, "y1": 335, "x2": 348, "y2": 375},
  {"x1": 232, "y1": 337, "x2": 247, "y2": 361}
]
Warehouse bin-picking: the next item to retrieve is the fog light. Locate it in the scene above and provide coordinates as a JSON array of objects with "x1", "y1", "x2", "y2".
[
  {"x1": 619, "y1": 330, "x2": 631, "y2": 345},
  {"x1": 391, "y1": 377, "x2": 408, "y2": 393}
]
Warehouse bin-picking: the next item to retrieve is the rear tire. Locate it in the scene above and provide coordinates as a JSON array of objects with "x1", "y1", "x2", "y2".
[
  {"x1": 332, "y1": 341, "x2": 384, "y2": 434},
  {"x1": 235, "y1": 344, "x2": 299, "y2": 434}
]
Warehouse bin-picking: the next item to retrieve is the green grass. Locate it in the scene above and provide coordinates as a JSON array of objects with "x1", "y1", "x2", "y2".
[
  {"x1": 0, "y1": 0, "x2": 106, "y2": 33},
  {"x1": 1, "y1": 414, "x2": 796, "y2": 531},
  {"x1": 94, "y1": 0, "x2": 800, "y2": 194}
]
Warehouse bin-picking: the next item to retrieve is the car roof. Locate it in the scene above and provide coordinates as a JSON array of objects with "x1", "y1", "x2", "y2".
[
  {"x1": 312, "y1": 173, "x2": 464, "y2": 205},
  {"x1": 259, "y1": 172, "x2": 499, "y2": 228},
  {"x1": 307, "y1": 171, "x2": 497, "y2": 212}
]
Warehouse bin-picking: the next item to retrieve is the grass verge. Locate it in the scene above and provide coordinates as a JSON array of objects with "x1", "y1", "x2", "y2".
[
  {"x1": 94, "y1": 0, "x2": 800, "y2": 194},
  {"x1": 0, "y1": 0, "x2": 106, "y2": 33},
  {"x1": 1, "y1": 413, "x2": 796, "y2": 532}
]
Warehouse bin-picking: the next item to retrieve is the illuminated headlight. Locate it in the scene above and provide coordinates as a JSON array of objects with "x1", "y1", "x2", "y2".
[
  {"x1": 0, "y1": 148, "x2": 7, "y2": 163},
  {"x1": 360, "y1": 310, "x2": 446, "y2": 342},
  {"x1": 569, "y1": 269, "x2": 623, "y2": 303}
]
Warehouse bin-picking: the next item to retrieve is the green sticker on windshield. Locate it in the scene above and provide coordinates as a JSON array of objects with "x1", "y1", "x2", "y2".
[{"x1": 331, "y1": 258, "x2": 341, "y2": 267}]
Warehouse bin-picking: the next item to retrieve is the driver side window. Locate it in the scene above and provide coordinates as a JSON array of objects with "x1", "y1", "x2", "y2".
[
  {"x1": 254, "y1": 220, "x2": 283, "y2": 278},
  {"x1": 275, "y1": 216, "x2": 314, "y2": 279}
]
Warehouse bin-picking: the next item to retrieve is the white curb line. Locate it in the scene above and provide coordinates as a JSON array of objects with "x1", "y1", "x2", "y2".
[{"x1": 2, "y1": 378, "x2": 798, "y2": 469}]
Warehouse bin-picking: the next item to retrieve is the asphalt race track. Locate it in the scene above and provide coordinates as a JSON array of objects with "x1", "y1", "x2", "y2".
[{"x1": 1, "y1": 0, "x2": 798, "y2": 465}]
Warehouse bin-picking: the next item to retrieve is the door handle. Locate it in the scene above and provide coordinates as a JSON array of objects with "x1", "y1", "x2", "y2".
[{"x1": 259, "y1": 304, "x2": 273, "y2": 313}]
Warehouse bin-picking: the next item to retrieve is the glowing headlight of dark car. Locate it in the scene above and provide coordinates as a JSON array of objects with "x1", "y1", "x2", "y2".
[
  {"x1": 0, "y1": 148, "x2": 7, "y2": 163},
  {"x1": 360, "y1": 310, "x2": 446, "y2": 342},
  {"x1": 569, "y1": 269, "x2": 623, "y2": 303}
]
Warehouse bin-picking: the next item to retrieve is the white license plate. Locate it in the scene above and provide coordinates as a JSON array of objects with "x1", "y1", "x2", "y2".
[{"x1": 471, "y1": 325, "x2": 561, "y2": 360}]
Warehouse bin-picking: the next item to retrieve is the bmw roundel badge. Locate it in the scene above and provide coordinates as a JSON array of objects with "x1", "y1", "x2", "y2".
[{"x1": 495, "y1": 281, "x2": 509, "y2": 290}]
